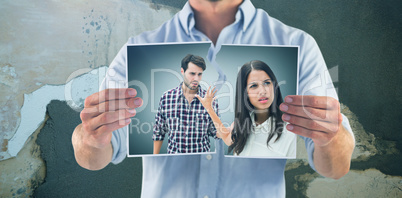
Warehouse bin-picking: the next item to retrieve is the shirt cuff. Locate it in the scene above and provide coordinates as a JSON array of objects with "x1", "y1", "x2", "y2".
[
  {"x1": 152, "y1": 133, "x2": 165, "y2": 141},
  {"x1": 110, "y1": 126, "x2": 128, "y2": 165}
]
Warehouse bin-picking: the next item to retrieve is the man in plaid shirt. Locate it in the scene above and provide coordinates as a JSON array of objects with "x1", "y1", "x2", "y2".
[{"x1": 152, "y1": 54, "x2": 219, "y2": 154}]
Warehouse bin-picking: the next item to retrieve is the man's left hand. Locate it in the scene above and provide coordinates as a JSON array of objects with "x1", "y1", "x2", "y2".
[{"x1": 279, "y1": 95, "x2": 343, "y2": 147}]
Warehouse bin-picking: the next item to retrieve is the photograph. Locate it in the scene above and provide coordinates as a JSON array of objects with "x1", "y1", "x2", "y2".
[
  {"x1": 126, "y1": 43, "x2": 298, "y2": 159},
  {"x1": 217, "y1": 44, "x2": 298, "y2": 158},
  {"x1": 127, "y1": 42, "x2": 217, "y2": 156}
]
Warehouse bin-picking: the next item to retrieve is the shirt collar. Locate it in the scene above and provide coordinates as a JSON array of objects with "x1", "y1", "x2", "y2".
[
  {"x1": 178, "y1": 0, "x2": 256, "y2": 36},
  {"x1": 238, "y1": 0, "x2": 256, "y2": 32},
  {"x1": 178, "y1": 2, "x2": 194, "y2": 36},
  {"x1": 176, "y1": 82, "x2": 204, "y2": 100}
]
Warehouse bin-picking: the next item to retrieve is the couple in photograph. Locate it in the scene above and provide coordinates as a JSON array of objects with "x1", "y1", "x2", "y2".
[{"x1": 152, "y1": 54, "x2": 296, "y2": 157}]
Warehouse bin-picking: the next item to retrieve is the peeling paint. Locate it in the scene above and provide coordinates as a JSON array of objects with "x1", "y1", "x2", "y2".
[
  {"x1": 0, "y1": 119, "x2": 46, "y2": 198},
  {"x1": 1, "y1": 0, "x2": 178, "y2": 160},
  {"x1": 5, "y1": 66, "x2": 107, "y2": 159},
  {"x1": 0, "y1": 0, "x2": 178, "y2": 162},
  {"x1": 0, "y1": 64, "x2": 18, "y2": 86},
  {"x1": 0, "y1": 63, "x2": 21, "y2": 159},
  {"x1": 293, "y1": 172, "x2": 320, "y2": 197},
  {"x1": 1, "y1": 139, "x2": 8, "y2": 152},
  {"x1": 307, "y1": 169, "x2": 402, "y2": 197},
  {"x1": 341, "y1": 104, "x2": 399, "y2": 161},
  {"x1": 285, "y1": 159, "x2": 309, "y2": 171}
]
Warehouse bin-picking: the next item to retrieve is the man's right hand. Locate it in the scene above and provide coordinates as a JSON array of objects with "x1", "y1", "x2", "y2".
[{"x1": 72, "y1": 88, "x2": 143, "y2": 170}]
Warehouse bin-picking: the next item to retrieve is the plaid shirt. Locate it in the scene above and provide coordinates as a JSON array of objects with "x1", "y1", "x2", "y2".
[{"x1": 153, "y1": 83, "x2": 219, "y2": 154}]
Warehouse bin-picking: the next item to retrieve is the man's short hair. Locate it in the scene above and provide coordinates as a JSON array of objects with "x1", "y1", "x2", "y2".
[{"x1": 181, "y1": 54, "x2": 206, "y2": 72}]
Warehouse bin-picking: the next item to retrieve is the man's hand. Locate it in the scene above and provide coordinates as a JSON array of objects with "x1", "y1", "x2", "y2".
[
  {"x1": 279, "y1": 95, "x2": 342, "y2": 146},
  {"x1": 79, "y1": 88, "x2": 142, "y2": 148},
  {"x1": 280, "y1": 95, "x2": 354, "y2": 179},
  {"x1": 72, "y1": 88, "x2": 143, "y2": 170}
]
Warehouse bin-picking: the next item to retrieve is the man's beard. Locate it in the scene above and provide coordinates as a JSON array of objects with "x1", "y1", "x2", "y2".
[{"x1": 184, "y1": 80, "x2": 199, "y2": 90}]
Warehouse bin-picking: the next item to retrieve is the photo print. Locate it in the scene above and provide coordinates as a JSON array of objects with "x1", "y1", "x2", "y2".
[{"x1": 126, "y1": 43, "x2": 298, "y2": 158}]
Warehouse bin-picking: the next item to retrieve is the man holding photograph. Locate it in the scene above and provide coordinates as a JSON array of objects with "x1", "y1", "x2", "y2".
[
  {"x1": 72, "y1": 0, "x2": 355, "y2": 197},
  {"x1": 153, "y1": 54, "x2": 219, "y2": 154}
]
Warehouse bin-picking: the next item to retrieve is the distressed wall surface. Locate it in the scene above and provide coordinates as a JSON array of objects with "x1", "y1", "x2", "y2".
[
  {"x1": 0, "y1": 0, "x2": 178, "y2": 197},
  {"x1": 1, "y1": 0, "x2": 401, "y2": 197},
  {"x1": 34, "y1": 100, "x2": 142, "y2": 198}
]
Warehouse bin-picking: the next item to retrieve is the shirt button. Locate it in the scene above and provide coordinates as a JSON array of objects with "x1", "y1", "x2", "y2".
[
  {"x1": 204, "y1": 196, "x2": 209, "y2": 198},
  {"x1": 206, "y1": 154, "x2": 212, "y2": 160}
]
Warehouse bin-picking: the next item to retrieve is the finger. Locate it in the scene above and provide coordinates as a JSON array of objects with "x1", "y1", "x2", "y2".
[
  {"x1": 279, "y1": 103, "x2": 339, "y2": 123},
  {"x1": 98, "y1": 97, "x2": 143, "y2": 112},
  {"x1": 206, "y1": 89, "x2": 210, "y2": 96},
  {"x1": 283, "y1": 95, "x2": 339, "y2": 110},
  {"x1": 85, "y1": 88, "x2": 137, "y2": 107},
  {"x1": 286, "y1": 124, "x2": 336, "y2": 146},
  {"x1": 212, "y1": 87, "x2": 218, "y2": 96},
  {"x1": 209, "y1": 86, "x2": 216, "y2": 96},
  {"x1": 89, "y1": 109, "x2": 136, "y2": 131},
  {"x1": 95, "y1": 118, "x2": 132, "y2": 135},
  {"x1": 80, "y1": 106, "x2": 100, "y2": 122},
  {"x1": 81, "y1": 97, "x2": 142, "y2": 119},
  {"x1": 282, "y1": 113, "x2": 340, "y2": 133}
]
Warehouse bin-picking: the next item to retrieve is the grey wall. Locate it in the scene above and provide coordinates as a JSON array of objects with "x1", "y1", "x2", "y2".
[{"x1": 1, "y1": 0, "x2": 401, "y2": 197}]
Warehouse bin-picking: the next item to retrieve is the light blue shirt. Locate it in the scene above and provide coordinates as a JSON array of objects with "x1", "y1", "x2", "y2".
[{"x1": 101, "y1": 1, "x2": 354, "y2": 197}]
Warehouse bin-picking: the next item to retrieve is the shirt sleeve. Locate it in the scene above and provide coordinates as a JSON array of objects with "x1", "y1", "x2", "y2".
[
  {"x1": 208, "y1": 99, "x2": 219, "y2": 138},
  {"x1": 152, "y1": 94, "x2": 167, "y2": 141}
]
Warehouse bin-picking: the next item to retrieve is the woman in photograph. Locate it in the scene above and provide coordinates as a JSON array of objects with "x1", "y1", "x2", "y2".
[{"x1": 196, "y1": 60, "x2": 296, "y2": 157}]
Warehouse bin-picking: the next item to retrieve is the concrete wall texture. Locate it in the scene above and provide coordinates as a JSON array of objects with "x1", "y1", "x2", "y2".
[{"x1": 0, "y1": 0, "x2": 401, "y2": 197}]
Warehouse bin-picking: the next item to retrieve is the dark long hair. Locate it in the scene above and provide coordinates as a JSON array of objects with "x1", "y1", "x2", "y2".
[{"x1": 228, "y1": 60, "x2": 284, "y2": 155}]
